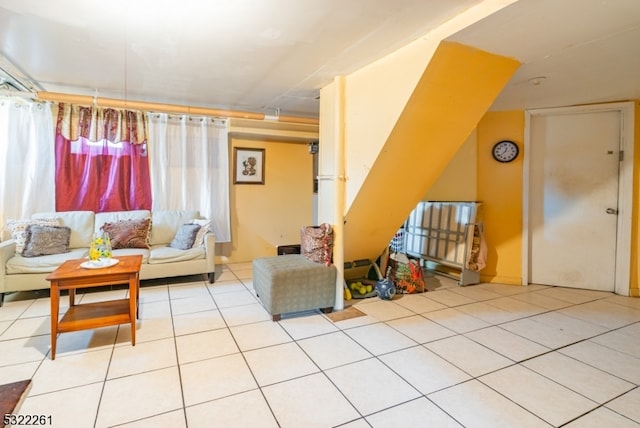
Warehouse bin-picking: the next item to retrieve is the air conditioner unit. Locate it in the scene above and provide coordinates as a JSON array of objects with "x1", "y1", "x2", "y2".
[
  {"x1": 0, "y1": 55, "x2": 41, "y2": 93},
  {"x1": 0, "y1": 80, "x2": 22, "y2": 92}
]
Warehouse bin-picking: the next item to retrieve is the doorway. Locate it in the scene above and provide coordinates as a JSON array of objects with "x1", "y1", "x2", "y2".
[{"x1": 524, "y1": 102, "x2": 634, "y2": 295}]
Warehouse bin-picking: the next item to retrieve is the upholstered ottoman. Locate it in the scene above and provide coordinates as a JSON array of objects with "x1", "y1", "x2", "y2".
[{"x1": 253, "y1": 254, "x2": 337, "y2": 321}]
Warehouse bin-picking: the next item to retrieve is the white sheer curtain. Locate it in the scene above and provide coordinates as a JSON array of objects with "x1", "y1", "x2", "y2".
[
  {"x1": 148, "y1": 113, "x2": 230, "y2": 242},
  {"x1": 0, "y1": 97, "x2": 55, "y2": 229}
]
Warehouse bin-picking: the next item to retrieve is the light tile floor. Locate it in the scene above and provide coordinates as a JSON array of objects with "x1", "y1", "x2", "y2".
[{"x1": 1, "y1": 264, "x2": 639, "y2": 427}]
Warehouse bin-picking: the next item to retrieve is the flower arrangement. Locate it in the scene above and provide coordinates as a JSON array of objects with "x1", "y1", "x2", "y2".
[{"x1": 89, "y1": 232, "x2": 112, "y2": 262}]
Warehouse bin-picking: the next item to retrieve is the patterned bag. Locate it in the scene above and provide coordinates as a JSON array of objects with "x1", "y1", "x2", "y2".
[
  {"x1": 300, "y1": 223, "x2": 333, "y2": 266},
  {"x1": 386, "y1": 252, "x2": 426, "y2": 294}
]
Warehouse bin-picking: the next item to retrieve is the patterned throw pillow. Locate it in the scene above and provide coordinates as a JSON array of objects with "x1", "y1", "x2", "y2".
[
  {"x1": 189, "y1": 219, "x2": 211, "y2": 247},
  {"x1": 6, "y1": 217, "x2": 60, "y2": 256},
  {"x1": 101, "y1": 218, "x2": 152, "y2": 249},
  {"x1": 300, "y1": 223, "x2": 334, "y2": 266},
  {"x1": 169, "y1": 223, "x2": 201, "y2": 250},
  {"x1": 22, "y1": 225, "x2": 71, "y2": 257}
]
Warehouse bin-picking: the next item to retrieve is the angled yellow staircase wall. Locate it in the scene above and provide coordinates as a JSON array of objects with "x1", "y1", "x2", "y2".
[{"x1": 343, "y1": 41, "x2": 520, "y2": 262}]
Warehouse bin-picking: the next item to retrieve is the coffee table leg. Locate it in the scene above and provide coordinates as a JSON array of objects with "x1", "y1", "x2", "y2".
[
  {"x1": 50, "y1": 281, "x2": 59, "y2": 360},
  {"x1": 129, "y1": 274, "x2": 137, "y2": 346},
  {"x1": 136, "y1": 274, "x2": 140, "y2": 319}
]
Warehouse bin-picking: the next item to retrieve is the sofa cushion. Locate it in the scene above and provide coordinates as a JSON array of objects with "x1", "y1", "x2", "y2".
[
  {"x1": 22, "y1": 225, "x2": 71, "y2": 257},
  {"x1": 32, "y1": 211, "x2": 95, "y2": 249},
  {"x1": 150, "y1": 210, "x2": 200, "y2": 246},
  {"x1": 169, "y1": 224, "x2": 201, "y2": 250},
  {"x1": 111, "y1": 248, "x2": 150, "y2": 263},
  {"x1": 101, "y1": 218, "x2": 152, "y2": 249},
  {"x1": 148, "y1": 245, "x2": 205, "y2": 264},
  {"x1": 6, "y1": 218, "x2": 61, "y2": 256},
  {"x1": 6, "y1": 248, "x2": 88, "y2": 274}
]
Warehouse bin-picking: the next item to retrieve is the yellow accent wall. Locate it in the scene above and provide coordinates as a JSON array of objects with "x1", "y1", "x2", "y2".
[
  {"x1": 220, "y1": 137, "x2": 314, "y2": 263},
  {"x1": 424, "y1": 129, "x2": 478, "y2": 202},
  {"x1": 342, "y1": 41, "x2": 520, "y2": 262},
  {"x1": 477, "y1": 111, "x2": 525, "y2": 284}
]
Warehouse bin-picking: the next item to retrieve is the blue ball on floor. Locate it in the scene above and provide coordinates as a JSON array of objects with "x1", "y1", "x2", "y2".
[{"x1": 375, "y1": 278, "x2": 396, "y2": 300}]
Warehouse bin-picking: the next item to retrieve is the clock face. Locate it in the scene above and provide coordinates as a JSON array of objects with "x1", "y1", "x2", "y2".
[{"x1": 492, "y1": 140, "x2": 519, "y2": 162}]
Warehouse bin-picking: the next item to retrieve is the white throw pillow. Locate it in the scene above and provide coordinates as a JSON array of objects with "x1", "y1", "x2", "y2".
[{"x1": 189, "y1": 219, "x2": 211, "y2": 247}]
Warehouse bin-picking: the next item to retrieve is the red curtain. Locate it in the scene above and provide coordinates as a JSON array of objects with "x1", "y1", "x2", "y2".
[{"x1": 54, "y1": 105, "x2": 152, "y2": 212}]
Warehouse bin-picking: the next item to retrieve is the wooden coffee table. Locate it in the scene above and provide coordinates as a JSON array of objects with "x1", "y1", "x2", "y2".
[{"x1": 46, "y1": 255, "x2": 143, "y2": 360}]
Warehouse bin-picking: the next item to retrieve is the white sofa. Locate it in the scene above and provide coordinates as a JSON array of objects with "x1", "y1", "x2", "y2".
[{"x1": 0, "y1": 209, "x2": 216, "y2": 305}]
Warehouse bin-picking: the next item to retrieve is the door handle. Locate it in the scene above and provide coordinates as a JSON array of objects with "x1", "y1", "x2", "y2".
[{"x1": 606, "y1": 208, "x2": 618, "y2": 215}]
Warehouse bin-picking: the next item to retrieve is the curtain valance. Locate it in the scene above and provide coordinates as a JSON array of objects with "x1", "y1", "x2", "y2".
[{"x1": 57, "y1": 103, "x2": 148, "y2": 144}]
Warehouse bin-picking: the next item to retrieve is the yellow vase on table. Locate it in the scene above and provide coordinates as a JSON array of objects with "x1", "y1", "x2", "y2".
[{"x1": 89, "y1": 232, "x2": 112, "y2": 265}]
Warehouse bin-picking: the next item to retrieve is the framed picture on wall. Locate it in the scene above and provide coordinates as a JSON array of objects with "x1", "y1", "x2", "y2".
[{"x1": 233, "y1": 147, "x2": 265, "y2": 184}]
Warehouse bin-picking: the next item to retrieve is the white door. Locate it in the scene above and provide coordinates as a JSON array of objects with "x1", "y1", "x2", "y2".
[{"x1": 528, "y1": 110, "x2": 621, "y2": 291}]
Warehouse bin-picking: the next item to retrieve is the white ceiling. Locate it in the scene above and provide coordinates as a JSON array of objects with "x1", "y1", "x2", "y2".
[
  {"x1": 449, "y1": 0, "x2": 640, "y2": 111},
  {"x1": 0, "y1": 0, "x2": 639, "y2": 119}
]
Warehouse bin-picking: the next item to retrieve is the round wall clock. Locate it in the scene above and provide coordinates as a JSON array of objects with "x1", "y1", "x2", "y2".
[{"x1": 492, "y1": 140, "x2": 519, "y2": 163}]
